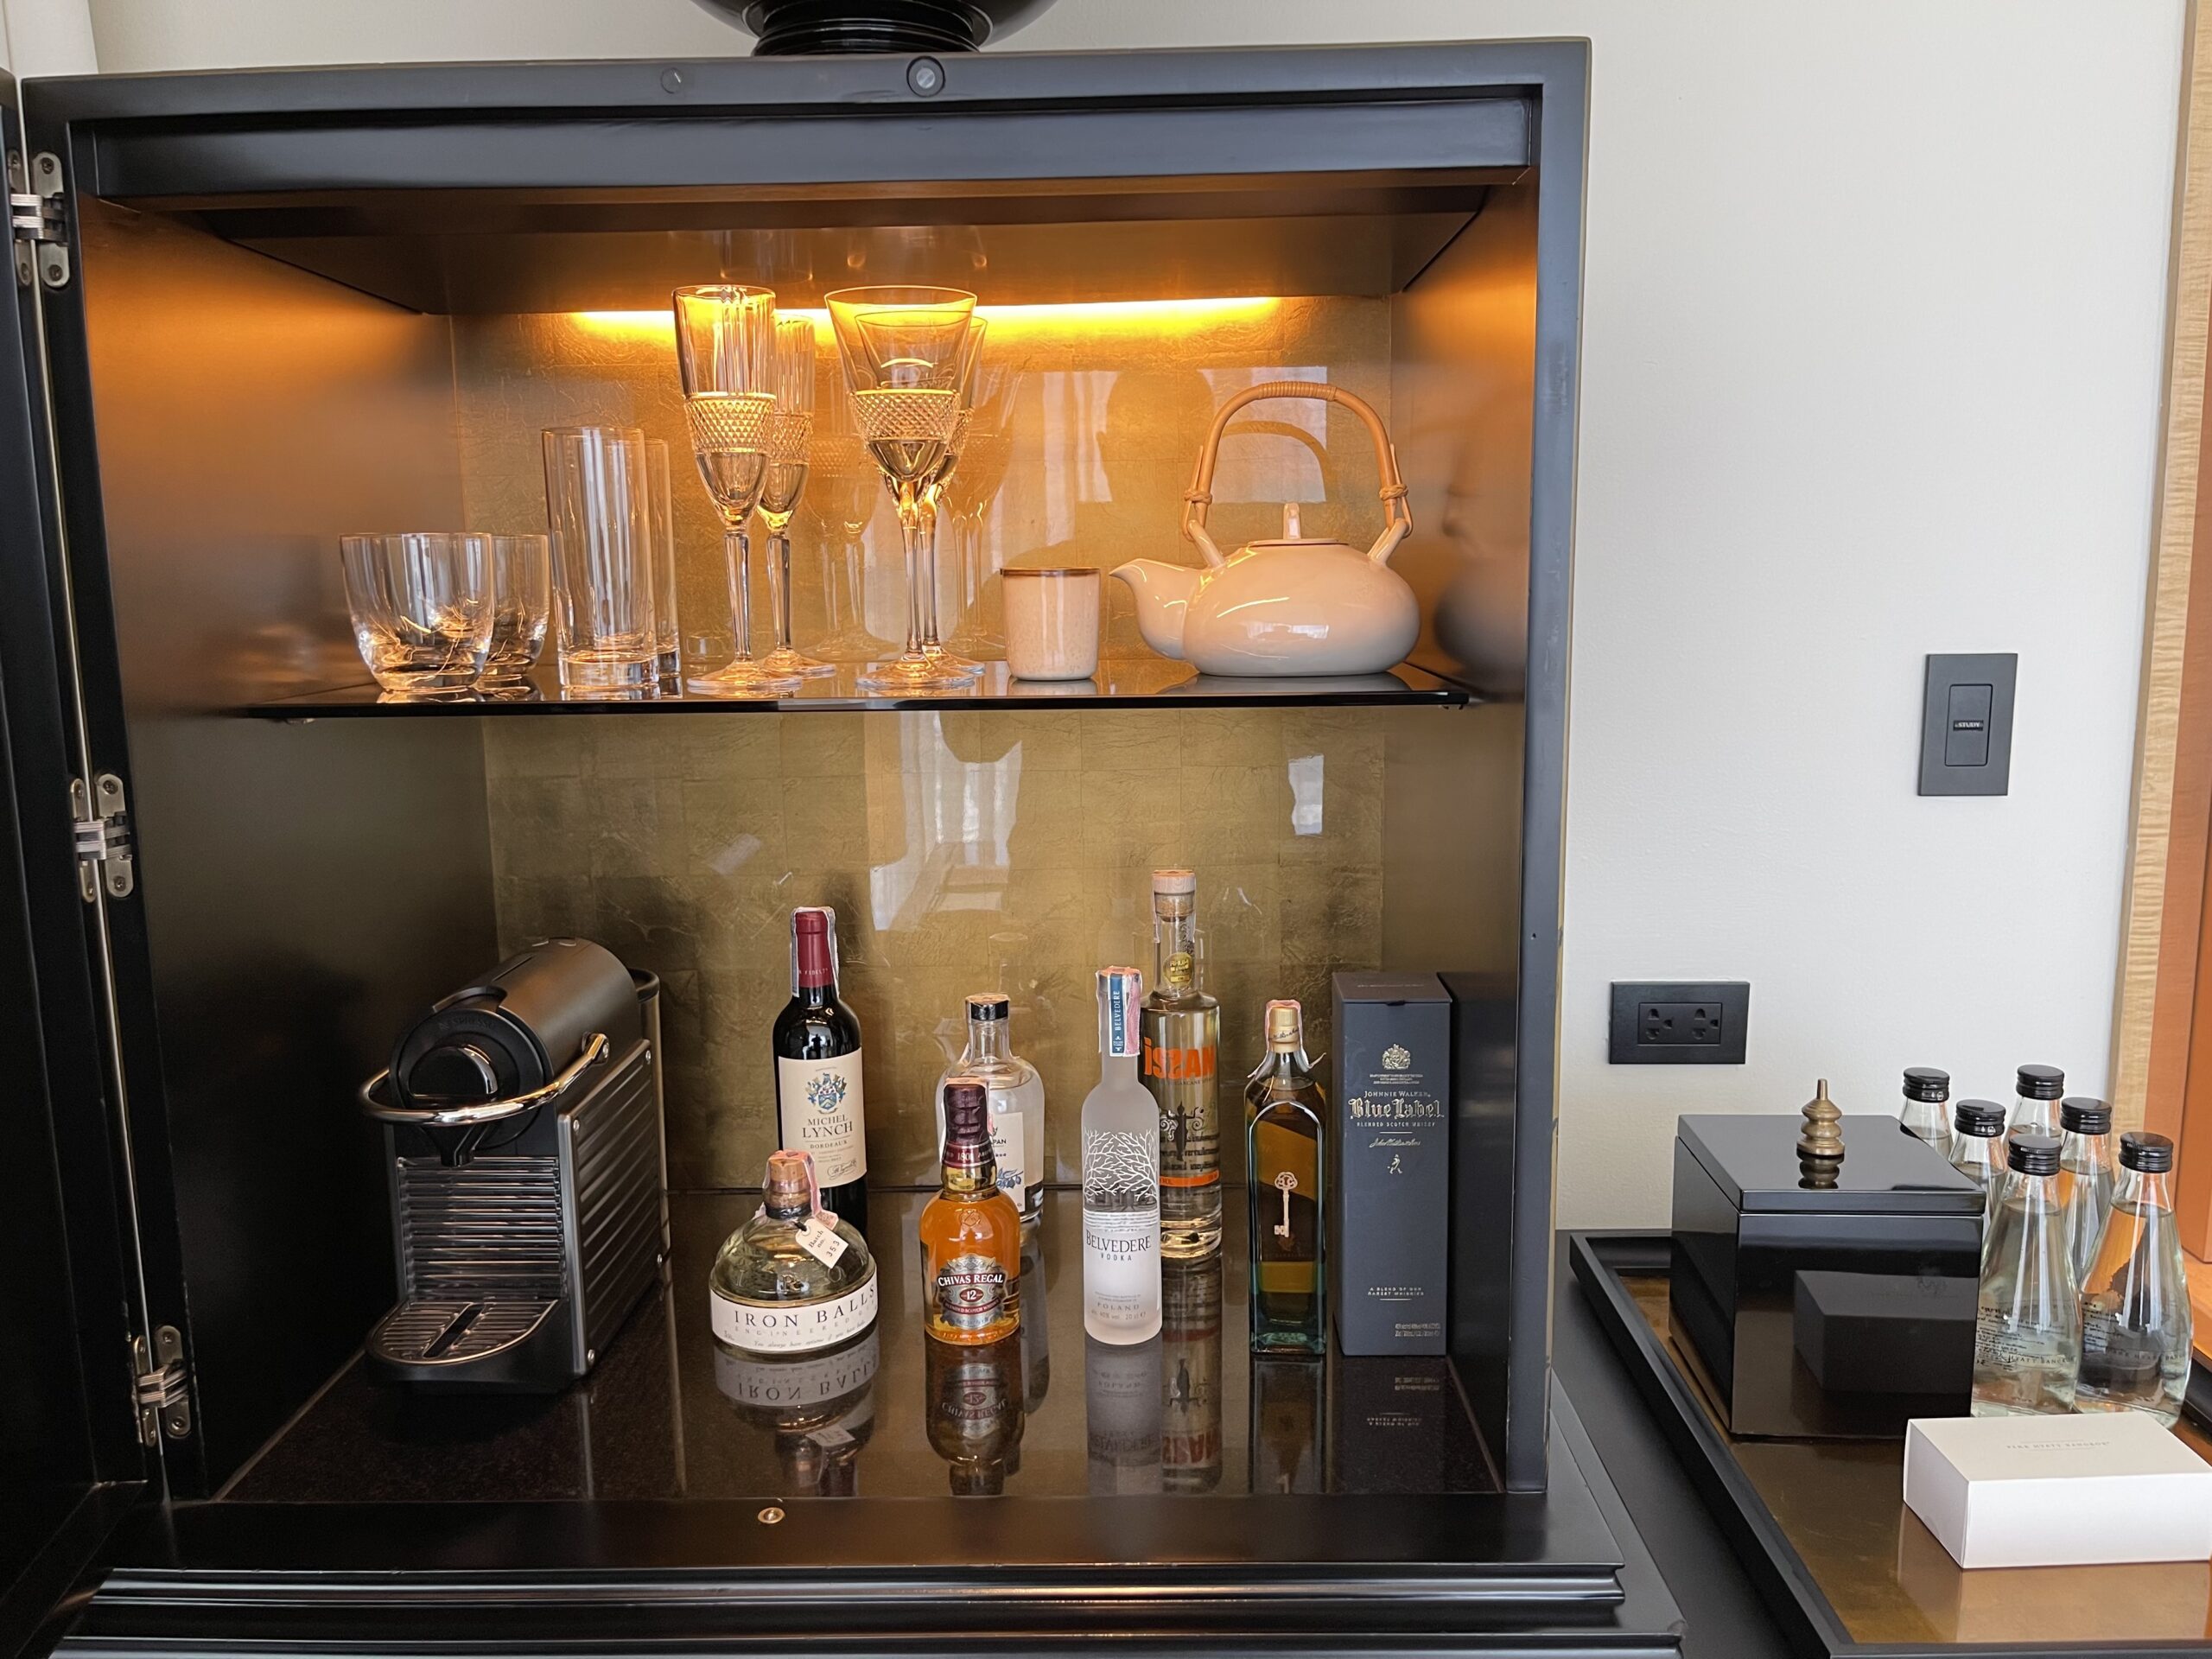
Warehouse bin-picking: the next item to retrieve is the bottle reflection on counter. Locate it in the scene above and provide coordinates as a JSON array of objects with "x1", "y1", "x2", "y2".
[
  {"x1": 925, "y1": 1332, "x2": 1025, "y2": 1496},
  {"x1": 1019, "y1": 1223, "x2": 1051, "y2": 1414},
  {"x1": 1084, "y1": 1332, "x2": 1164, "y2": 1495},
  {"x1": 1160, "y1": 1257, "x2": 1222, "y2": 1492},
  {"x1": 713, "y1": 1328, "x2": 881, "y2": 1498},
  {"x1": 1249, "y1": 1356, "x2": 1326, "y2": 1494}
]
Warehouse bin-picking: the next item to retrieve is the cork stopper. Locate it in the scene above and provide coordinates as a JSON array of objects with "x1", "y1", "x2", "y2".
[
  {"x1": 1266, "y1": 998, "x2": 1303, "y2": 1052},
  {"x1": 1797, "y1": 1078, "x2": 1844, "y2": 1188},
  {"x1": 763, "y1": 1148, "x2": 814, "y2": 1215}
]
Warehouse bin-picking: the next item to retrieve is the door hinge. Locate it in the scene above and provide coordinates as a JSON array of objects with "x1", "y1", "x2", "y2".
[
  {"x1": 72, "y1": 772, "x2": 133, "y2": 900},
  {"x1": 10, "y1": 150, "x2": 67, "y2": 289},
  {"x1": 131, "y1": 1325, "x2": 191, "y2": 1446}
]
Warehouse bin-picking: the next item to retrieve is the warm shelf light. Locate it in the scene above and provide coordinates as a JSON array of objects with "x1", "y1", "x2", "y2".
[{"x1": 572, "y1": 296, "x2": 1279, "y2": 340}]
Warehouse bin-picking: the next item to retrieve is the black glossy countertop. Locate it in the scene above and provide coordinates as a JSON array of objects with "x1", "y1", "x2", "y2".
[{"x1": 224, "y1": 1188, "x2": 1493, "y2": 1503}]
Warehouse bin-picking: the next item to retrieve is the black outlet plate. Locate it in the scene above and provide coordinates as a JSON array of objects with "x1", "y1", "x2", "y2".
[{"x1": 1607, "y1": 980, "x2": 1749, "y2": 1065}]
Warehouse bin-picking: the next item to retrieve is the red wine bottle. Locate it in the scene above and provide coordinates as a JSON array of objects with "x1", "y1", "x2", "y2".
[{"x1": 773, "y1": 907, "x2": 868, "y2": 1230}]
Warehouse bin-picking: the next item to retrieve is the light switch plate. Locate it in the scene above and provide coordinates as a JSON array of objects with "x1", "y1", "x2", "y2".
[{"x1": 1920, "y1": 652, "x2": 2016, "y2": 797}]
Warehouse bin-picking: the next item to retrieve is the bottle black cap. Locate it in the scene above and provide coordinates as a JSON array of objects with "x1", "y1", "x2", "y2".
[
  {"x1": 2005, "y1": 1129, "x2": 2062, "y2": 1176},
  {"x1": 1955, "y1": 1098, "x2": 2006, "y2": 1135},
  {"x1": 965, "y1": 994, "x2": 1009, "y2": 1022},
  {"x1": 2016, "y1": 1064, "x2": 2065, "y2": 1101},
  {"x1": 1903, "y1": 1066, "x2": 1950, "y2": 1103},
  {"x1": 2121, "y1": 1130, "x2": 2176, "y2": 1174},
  {"x1": 2059, "y1": 1096, "x2": 2112, "y2": 1135}
]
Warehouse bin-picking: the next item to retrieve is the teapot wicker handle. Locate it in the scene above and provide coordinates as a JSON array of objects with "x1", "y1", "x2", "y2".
[{"x1": 1180, "y1": 381, "x2": 1412, "y2": 562}]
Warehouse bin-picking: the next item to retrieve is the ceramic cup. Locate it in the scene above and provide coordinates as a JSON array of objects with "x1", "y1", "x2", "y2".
[{"x1": 1002, "y1": 566, "x2": 1101, "y2": 681}]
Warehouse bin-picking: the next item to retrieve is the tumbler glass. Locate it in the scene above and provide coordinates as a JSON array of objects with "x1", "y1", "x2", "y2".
[
  {"x1": 480, "y1": 532, "x2": 551, "y2": 690},
  {"x1": 338, "y1": 531, "x2": 493, "y2": 696},
  {"x1": 645, "y1": 439, "x2": 683, "y2": 688},
  {"x1": 541, "y1": 424, "x2": 660, "y2": 699}
]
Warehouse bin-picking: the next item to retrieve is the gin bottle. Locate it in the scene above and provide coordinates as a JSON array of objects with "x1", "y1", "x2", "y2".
[
  {"x1": 1899, "y1": 1066, "x2": 1950, "y2": 1145},
  {"x1": 1971, "y1": 1131, "x2": 2079, "y2": 1417},
  {"x1": 935, "y1": 995, "x2": 1046, "y2": 1224},
  {"x1": 1082, "y1": 966, "x2": 1162, "y2": 1344},
  {"x1": 1143, "y1": 869, "x2": 1222, "y2": 1259},
  {"x1": 2076, "y1": 1130, "x2": 2190, "y2": 1426},
  {"x1": 2056, "y1": 1095, "x2": 2117, "y2": 1288},
  {"x1": 2012, "y1": 1063, "x2": 2064, "y2": 1135},
  {"x1": 1245, "y1": 997, "x2": 1326, "y2": 1355}
]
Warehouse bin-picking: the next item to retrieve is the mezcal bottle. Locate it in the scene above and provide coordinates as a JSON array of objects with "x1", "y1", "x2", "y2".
[
  {"x1": 1082, "y1": 966, "x2": 1162, "y2": 1344},
  {"x1": 1143, "y1": 869, "x2": 1222, "y2": 1259},
  {"x1": 1971, "y1": 1130, "x2": 2079, "y2": 1417},
  {"x1": 1245, "y1": 998, "x2": 1326, "y2": 1355},
  {"x1": 2076, "y1": 1130, "x2": 2191, "y2": 1426},
  {"x1": 2056, "y1": 1096, "x2": 2117, "y2": 1288}
]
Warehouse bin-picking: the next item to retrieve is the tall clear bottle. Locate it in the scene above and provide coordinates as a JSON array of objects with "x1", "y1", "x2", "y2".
[
  {"x1": 1143, "y1": 869, "x2": 1222, "y2": 1259},
  {"x1": 2076, "y1": 1130, "x2": 2191, "y2": 1426},
  {"x1": 935, "y1": 995, "x2": 1046, "y2": 1224},
  {"x1": 1083, "y1": 966, "x2": 1162, "y2": 1344},
  {"x1": 2012, "y1": 1063, "x2": 2064, "y2": 1135},
  {"x1": 2056, "y1": 1095, "x2": 2117, "y2": 1288},
  {"x1": 1899, "y1": 1066, "x2": 1950, "y2": 1145},
  {"x1": 1948, "y1": 1097, "x2": 2007, "y2": 1225},
  {"x1": 1971, "y1": 1131, "x2": 2079, "y2": 1417},
  {"x1": 1245, "y1": 998, "x2": 1326, "y2": 1355}
]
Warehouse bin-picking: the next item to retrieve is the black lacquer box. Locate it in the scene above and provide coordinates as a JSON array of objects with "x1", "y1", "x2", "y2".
[{"x1": 1671, "y1": 1114, "x2": 1985, "y2": 1439}]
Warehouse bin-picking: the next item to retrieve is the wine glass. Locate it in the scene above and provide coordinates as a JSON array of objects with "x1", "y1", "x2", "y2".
[
  {"x1": 753, "y1": 316, "x2": 833, "y2": 679},
  {"x1": 913, "y1": 317, "x2": 989, "y2": 673},
  {"x1": 824, "y1": 285, "x2": 979, "y2": 692},
  {"x1": 805, "y1": 382, "x2": 897, "y2": 662},
  {"x1": 673, "y1": 284, "x2": 802, "y2": 698},
  {"x1": 938, "y1": 331, "x2": 1014, "y2": 662}
]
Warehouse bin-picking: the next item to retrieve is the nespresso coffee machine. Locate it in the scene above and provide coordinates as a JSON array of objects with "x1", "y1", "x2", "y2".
[{"x1": 358, "y1": 938, "x2": 666, "y2": 1390}]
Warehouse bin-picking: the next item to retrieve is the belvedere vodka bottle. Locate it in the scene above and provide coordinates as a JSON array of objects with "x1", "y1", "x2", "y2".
[{"x1": 1083, "y1": 966, "x2": 1162, "y2": 1344}]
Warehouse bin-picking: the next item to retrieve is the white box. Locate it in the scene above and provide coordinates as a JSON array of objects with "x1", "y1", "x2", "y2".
[{"x1": 1904, "y1": 1414, "x2": 2212, "y2": 1568}]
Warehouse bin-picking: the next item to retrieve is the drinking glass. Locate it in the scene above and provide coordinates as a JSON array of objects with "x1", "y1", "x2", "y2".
[
  {"x1": 480, "y1": 532, "x2": 551, "y2": 690},
  {"x1": 824, "y1": 285, "x2": 979, "y2": 691},
  {"x1": 754, "y1": 316, "x2": 833, "y2": 678},
  {"x1": 942, "y1": 351, "x2": 1015, "y2": 661},
  {"x1": 673, "y1": 284, "x2": 800, "y2": 698},
  {"x1": 645, "y1": 438, "x2": 683, "y2": 687},
  {"x1": 338, "y1": 531, "x2": 494, "y2": 696},
  {"x1": 914, "y1": 316, "x2": 989, "y2": 674},
  {"x1": 806, "y1": 376, "x2": 897, "y2": 662},
  {"x1": 541, "y1": 425, "x2": 660, "y2": 699}
]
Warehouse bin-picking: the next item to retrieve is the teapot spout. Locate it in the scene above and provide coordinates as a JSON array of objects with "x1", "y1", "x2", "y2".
[{"x1": 1110, "y1": 560, "x2": 1197, "y2": 661}]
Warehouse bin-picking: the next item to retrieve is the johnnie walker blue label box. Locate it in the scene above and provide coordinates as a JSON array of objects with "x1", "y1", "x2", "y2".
[{"x1": 1330, "y1": 971, "x2": 1452, "y2": 1356}]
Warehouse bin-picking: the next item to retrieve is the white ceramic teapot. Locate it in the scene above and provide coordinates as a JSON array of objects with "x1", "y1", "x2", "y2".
[{"x1": 1112, "y1": 381, "x2": 1418, "y2": 677}]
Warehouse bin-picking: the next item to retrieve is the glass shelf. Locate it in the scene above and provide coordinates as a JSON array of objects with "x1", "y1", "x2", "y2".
[
  {"x1": 240, "y1": 659, "x2": 1483, "y2": 719},
  {"x1": 223, "y1": 1188, "x2": 1495, "y2": 1504}
]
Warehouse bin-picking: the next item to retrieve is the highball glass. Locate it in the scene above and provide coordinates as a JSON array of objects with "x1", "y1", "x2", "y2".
[{"x1": 541, "y1": 424, "x2": 660, "y2": 700}]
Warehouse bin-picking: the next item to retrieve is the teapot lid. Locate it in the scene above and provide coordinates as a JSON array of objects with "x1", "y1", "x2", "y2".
[{"x1": 1246, "y1": 502, "x2": 1351, "y2": 548}]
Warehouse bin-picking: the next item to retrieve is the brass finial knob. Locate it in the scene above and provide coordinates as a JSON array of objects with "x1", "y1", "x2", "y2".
[{"x1": 1798, "y1": 1077, "x2": 1844, "y2": 1188}]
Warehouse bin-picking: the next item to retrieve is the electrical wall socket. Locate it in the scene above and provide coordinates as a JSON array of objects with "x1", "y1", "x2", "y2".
[{"x1": 1609, "y1": 981, "x2": 1750, "y2": 1065}]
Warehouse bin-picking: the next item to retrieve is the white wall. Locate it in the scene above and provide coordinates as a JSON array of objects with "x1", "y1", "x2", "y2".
[{"x1": 68, "y1": 0, "x2": 2187, "y2": 1225}]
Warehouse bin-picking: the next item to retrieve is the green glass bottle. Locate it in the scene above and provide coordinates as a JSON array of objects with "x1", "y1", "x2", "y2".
[{"x1": 1244, "y1": 998, "x2": 1325, "y2": 1355}]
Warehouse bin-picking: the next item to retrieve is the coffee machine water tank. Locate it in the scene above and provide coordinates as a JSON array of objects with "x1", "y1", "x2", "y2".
[{"x1": 359, "y1": 938, "x2": 666, "y2": 1390}]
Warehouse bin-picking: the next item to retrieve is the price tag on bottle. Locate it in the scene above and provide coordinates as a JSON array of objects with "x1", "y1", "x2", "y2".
[{"x1": 796, "y1": 1213, "x2": 848, "y2": 1267}]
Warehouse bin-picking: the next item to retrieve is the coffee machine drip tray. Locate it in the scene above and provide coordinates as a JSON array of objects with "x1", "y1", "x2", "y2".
[{"x1": 369, "y1": 1299, "x2": 562, "y2": 1373}]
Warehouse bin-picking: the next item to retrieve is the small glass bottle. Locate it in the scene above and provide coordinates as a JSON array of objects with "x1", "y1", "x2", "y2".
[
  {"x1": 1245, "y1": 997, "x2": 1327, "y2": 1355},
  {"x1": 918, "y1": 1078, "x2": 1023, "y2": 1345},
  {"x1": 1083, "y1": 966, "x2": 1163, "y2": 1344},
  {"x1": 2056, "y1": 1095, "x2": 2117, "y2": 1288},
  {"x1": 1899, "y1": 1066, "x2": 1950, "y2": 1145},
  {"x1": 2076, "y1": 1130, "x2": 2191, "y2": 1427},
  {"x1": 935, "y1": 995, "x2": 1046, "y2": 1225},
  {"x1": 1143, "y1": 869, "x2": 1223, "y2": 1260},
  {"x1": 1948, "y1": 1097, "x2": 2008, "y2": 1214},
  {"x1": 2012, "y1": 1063, "x2": 2064, "y2": 1135},
  {"x1": 1971, "y1": 1130, "x2": 2079, "y2": 1417},
  {"x1": 710, "y1": 1149, "x2": 880, "y2": 1357}
]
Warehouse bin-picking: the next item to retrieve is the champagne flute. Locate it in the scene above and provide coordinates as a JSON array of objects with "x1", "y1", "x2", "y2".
[
  {"x1": 940, "y1": 347, "x2": 1014, "y2": 661},
  {"x1": 914, "y1": 317, "x2": 989, "y2": 673},
  {"x1": 805, "y1": 385, "x2": 897, "y2": 662},
  {"x1": 673, "y1": 284, "x2": 801, "y2": 698},
  {"x1": 824, "y1": 285, "x2": 979, "y2": 692},
  {"x1": 753, "y1": 316, "x2": 833, "y2": 679}
]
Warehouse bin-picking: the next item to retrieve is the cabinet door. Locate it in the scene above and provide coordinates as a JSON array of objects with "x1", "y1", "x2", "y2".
[{"x1": 0, "y1": 67, "x2": 157, "y2": 1655}]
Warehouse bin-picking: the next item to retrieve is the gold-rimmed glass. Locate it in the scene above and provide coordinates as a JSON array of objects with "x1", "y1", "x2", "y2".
[
  {"x1": 753, "y1": 315, "x2": 833, "y2": 680},
  {"x1": 673, "y1": 283, "x2": 801, "y2": 699},
  {"x1": 824, "y1": 284, "x2": 979, "y2": 692}
]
